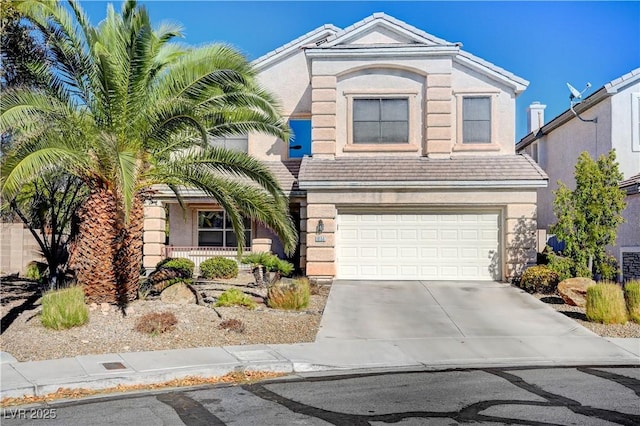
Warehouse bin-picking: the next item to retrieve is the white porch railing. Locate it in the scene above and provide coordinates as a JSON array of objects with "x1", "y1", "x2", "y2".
[{"x1": 163, "y1": 246, "x2": 252, "y2": 275}]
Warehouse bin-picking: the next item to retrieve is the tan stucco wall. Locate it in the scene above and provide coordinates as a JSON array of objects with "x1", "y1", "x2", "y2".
[
  {"x1": 304, "y1": 188, "x2": 538, "y2": 282},
  {"x1": 251, "y1": 49, "x2": 313, "y2": 161},
  {"x1": 521, "y1": 83, "x2": 639, "y2": 260},
  {"x1": 0, "y1": 222, "x2": 43, "y2": 275},
  {"x1": 248, "y1": 39, "x2": 521, "y2": 161}
]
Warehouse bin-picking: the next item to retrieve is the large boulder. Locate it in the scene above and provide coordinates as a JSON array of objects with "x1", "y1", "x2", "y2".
[
  {"x1": 160, "y1": 282, "x2": 197, "y2": 304},
  {"x1": 557, "y1": 277, "x2": 596, "y2": 307}
]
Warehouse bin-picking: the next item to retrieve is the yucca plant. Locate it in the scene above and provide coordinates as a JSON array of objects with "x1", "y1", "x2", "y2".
[
  {"x1": 1, "y1": 1, "x2": 296, "y2": 304},
  {"x1": 586, "y1": 282, "x2": 628, "y2": 324}
]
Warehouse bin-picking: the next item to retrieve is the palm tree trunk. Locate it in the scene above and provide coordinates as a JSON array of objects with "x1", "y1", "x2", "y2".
[
  {"x1": 69, "y1": 188, "x2": 118, "y2": 303},
  {"x1": 113, "y1": 194, "x2": 144, "y2": 303},
  {"x1": 69, "y1": 188, "x2": 145, "y2": 305}
]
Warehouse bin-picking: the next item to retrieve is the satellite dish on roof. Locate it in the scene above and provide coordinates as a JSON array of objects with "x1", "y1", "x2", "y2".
[
  {"x1": 566, "y1": 81, "x2": 596, "y2": 123},
  {"x1": 566, "y1": 82, "x2": 591, "y2": 100}
]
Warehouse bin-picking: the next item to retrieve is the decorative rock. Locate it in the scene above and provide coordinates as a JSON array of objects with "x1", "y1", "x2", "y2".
[
  {"x1": 100, "y1": 303, "x2": 110, "y2": 312},
  {"x1": 160, "y1": 282, "x2": 197, "y2": 304},
  {"x1": 557, "y1": 277, "x2": 596, "y2": 307},
  {"x1": 89, "y1": 303, "x2": 98, "y2": 311}
]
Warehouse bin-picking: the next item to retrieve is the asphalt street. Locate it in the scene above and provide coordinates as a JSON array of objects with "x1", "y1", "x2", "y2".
[{"x1": 2, "y1": 365, "x2": 639, "y2": 425}]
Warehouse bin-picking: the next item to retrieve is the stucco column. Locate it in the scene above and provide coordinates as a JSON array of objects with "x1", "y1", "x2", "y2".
[
  {"x1": 143, "y1": 201, "x2": 166, "y2": 273},
  {"x1": 504, "y1": 203, "x2": 538, "y2": 280},
  {"x1": 299, "y1": 200, "x2": 308, "y2": 271},
  {"x1": 251, "y1": 238, "x2": 272, "y2": 253},
  {"x1": 425, "y1": 73, "x2": 453, "y2": 157},
  {"x1": 311, "y1": 75, "x2": 337, "y2": 159},
  {"x1": 305, "y1": 202, "x2": 336, "y2": 283}
]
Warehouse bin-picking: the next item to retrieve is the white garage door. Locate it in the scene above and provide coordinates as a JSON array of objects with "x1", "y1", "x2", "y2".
[{"x1": 337, "y1": 212, "x2": 500, "y2": 280}]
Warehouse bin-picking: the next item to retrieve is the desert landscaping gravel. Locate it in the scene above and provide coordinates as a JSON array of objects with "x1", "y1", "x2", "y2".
[
  {"x1": 0, "y1": 275, "x2": 328, "y2": 362},
  {"x1": 1, "y1": 278, "x2": 638, "y2": 363},
  {"x1": 533, "y1": 293, "x2": 640, "y2": 338}
]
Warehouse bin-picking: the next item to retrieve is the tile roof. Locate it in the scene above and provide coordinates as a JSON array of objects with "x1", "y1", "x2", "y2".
[
  {"x1": 263, "y1": 159, "x2": 303, "y2": 195},
  {"x1": 620, "y1": 173, "x2": 640, "y2": 195},
  {"x1": 150, "y1": 159, "x2": 303, "y2": 200},
  {"x1": 299, "y1": 155, "x2": 548, "y2": 187}
]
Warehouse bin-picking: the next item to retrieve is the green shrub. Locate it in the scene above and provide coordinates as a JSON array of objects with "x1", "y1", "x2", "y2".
[
  {"x1": 546, "y1": 253, "x2": 574, "y2": 281},
  {"x1": 41, "y1": 286, "x2": 89, "y2": 330},
  {"x1": 596, "y1": 254, "x2": 619, "y2": 281},
  {"x1": 200, "y1": 257, "x2": 238, "y2": 279},
  {"x1": 135, "y1": 312, "x2": 178, "y2": 335},
  {"x1": 519, "y1": 265, "x2": 559, "y2": 294},
  {"x1": 624, "y1": 280, "x2": 640, "y2": 324},
  {"x1": 156, "y1": 257, "x2": 195, "y2": 278},
  {"x1": 267, "y1": 277, "x2": 310, "y2": 310},
  {"x1": 25, "y1": 261, "x2": 46, "y2": 282},
  {"x1": 586, "y1": 282, "x2": 628, "y2": 324},
  {"x1": 215, "y1": 288, "x2": 256, "y2": 309}
]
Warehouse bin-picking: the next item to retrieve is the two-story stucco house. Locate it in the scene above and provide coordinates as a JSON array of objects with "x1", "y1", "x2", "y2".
[
  {"x1": 517, "y1": 68, "x2": 640, "y2": 281},
  {"x1": 143, "y1": 13, "x2": 548, "y2": 283}
]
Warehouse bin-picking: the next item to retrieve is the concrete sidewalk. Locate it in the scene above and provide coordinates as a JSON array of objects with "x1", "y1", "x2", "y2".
[
  {"x1": 2, "y1": 280, "x2": 639, "y2": 399},
  {"x1": 2, "y1": 335, "x2": 639, "y2": 399}
]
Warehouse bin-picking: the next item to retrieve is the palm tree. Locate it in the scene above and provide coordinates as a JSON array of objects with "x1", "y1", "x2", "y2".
[{"x1": 1, "y1": 0, "x2": 297, "y2": 305}]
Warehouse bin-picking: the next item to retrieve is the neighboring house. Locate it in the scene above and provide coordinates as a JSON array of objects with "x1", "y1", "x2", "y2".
[
  {"x1": 145, "y1": 13, "x2": 548, "y2": 282},
  {"x1": 516, "y1": 68, "x2": 640, "y2": 280}
]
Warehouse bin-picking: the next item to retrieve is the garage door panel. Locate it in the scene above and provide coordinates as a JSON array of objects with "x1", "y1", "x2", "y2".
[{"x1": 337, "y1": 212, "x2": 500, "y2": 280}]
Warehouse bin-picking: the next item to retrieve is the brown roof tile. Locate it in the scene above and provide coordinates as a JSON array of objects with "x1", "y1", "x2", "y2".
[{"x1": 299, "y1": 155, "x2": 548, "y2": 187}]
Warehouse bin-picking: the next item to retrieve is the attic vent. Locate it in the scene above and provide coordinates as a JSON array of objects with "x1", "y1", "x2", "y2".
[{"x1": 315, "y1": 38, "x2": 328, "y2": 46}]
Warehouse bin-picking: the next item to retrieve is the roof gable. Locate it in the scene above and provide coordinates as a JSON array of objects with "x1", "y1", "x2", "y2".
[
  {"x1": 323, "y1": 12, "x2": 451, "y2": 48},
  {"x1": 251, "y1": 24, "x2": 339, "y2": 71}
]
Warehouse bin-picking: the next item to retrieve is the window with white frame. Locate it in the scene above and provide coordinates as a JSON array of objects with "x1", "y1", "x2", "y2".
[
  {"x1": 210, "y1": 135, "x2": 248, "y2": 152},
  {"x1": 197, "y1": 211, "x2": 251, "y2": 247},
  {"x1": 462, "y1": 96, "x2": 491, "y2": 143},
  {"x1": 353, "y1": 98, "x2": 409, "y2": 144}
]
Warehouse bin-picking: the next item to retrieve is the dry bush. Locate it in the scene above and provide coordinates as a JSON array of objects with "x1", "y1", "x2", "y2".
[
  {"x1": 267, "y1": 278, "x2": 310, "y2": 310},
  {"x1": 135, "y1": 312, "x2": 178, "y2": 335},
  {"x1": 218, "y1": 318, "x2": 245, "y2": 333},
  {"x1": 586, "y1": 282, "x2": 628, "y2": 324},
  {"x1": 41, "y1": 286, "x2": 89, "y2": 330},
  {"x1": 624, "y1": 280, "x2": 640, "y2": 324}
]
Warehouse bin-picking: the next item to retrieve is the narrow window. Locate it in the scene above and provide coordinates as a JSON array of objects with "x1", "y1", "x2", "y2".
[
  {"x1": 210, "y1": 135, "x2": 248, "y2": 152},
  {"x1": 198, "y1": 211, "x2": 251, "y2": 248},
  {"x1": 288, "y1": 119, "x2": 311, "y2": 158},
  {"x1": 463, "y1": 97, "x2": 491, "y2": 143},
  {"x1": 353, "y1": 98, "x2": 408, "y2": 144}
]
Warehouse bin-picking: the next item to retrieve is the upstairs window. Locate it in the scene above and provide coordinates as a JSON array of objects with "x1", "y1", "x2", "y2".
[
  {"x1": 210, "y1": 135, "x2": 248, "y2": 152},
  {"x1": 353, "y1": 98, "x2": 409, "y2": 144},
  {"x1": 462, "y1": 97, "x2": 491, "y2": 143},
  {"x1": 197, "y1": 211, "x2": 251, "y2": 248},
  {"x1": 288, "y1": 119, "x2": 312, "y2": 158}
]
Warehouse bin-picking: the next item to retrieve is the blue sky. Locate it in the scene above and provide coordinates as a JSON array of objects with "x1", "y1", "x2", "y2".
[{"x1": 78, "y1": 1, "x2": 640, "y2": 140}]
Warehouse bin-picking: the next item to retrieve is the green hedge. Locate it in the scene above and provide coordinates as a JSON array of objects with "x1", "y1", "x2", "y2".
[
  {"x1": 156, "y1": 257, "x2": 195, "y2": 278},
  {"x1": 200, "y1": 257, "x2": 238, "y2": 279},
  {"x1": 519, "y1": 265, "x2": 559, "y2": 294}
]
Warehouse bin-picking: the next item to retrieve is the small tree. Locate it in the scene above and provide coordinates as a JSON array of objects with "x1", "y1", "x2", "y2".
[{"x1": 550, "y1": 150, "x2": 626, "y2": 277}]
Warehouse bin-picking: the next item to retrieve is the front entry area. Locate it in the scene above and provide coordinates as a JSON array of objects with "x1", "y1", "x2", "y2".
[{"x1": 336, "y1": 212, "x2": 500, "y2": 280}]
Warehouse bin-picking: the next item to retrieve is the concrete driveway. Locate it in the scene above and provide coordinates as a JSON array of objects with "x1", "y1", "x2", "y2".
[{"x1": 316, "y1": 280, "x2": 595, "y2": 341}]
